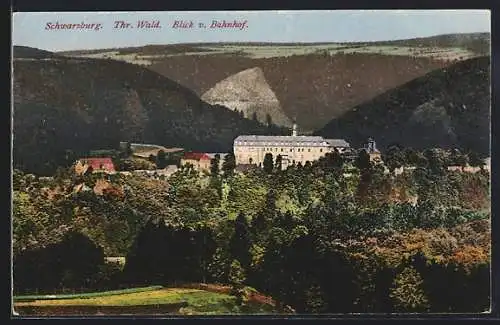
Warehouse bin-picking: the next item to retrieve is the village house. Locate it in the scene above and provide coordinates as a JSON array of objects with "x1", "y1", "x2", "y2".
[
  {"x1": 180, "y1": 152, "x2": 212, "y2": 172},
  {"x1": 365, "y1": 138, "x2": 382, "y2": 163},
  {"x1": 233, "y1": 123, "x2": 350, "y2": 168},
  {"x1": 394, "y1": 157, "x2": 490, "y2": 175},
  {"x1": 74, "y1": 157, "x2": 116, "y2": 175},
  {"x1": 447, "y1": 156, "x2": 491, "y2": 173}
]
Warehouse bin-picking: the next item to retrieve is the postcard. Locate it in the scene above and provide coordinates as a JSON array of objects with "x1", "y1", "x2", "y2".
[{"x1": 11, "y1": 10, "x2": 491, "y2": 317}]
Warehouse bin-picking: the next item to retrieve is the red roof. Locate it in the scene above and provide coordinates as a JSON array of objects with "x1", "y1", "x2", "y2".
[
  {"x1": 80, "y1": 158, "x2": 116, "y2": 172},
  {"x1": 183, "y1": 152, "x2": 211, "y2": 161}
]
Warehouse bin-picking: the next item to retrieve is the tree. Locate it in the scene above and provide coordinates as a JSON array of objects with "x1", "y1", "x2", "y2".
[
  {"x1": 14, "y1": 231, "x2": 105, "y2": 292},
  {"x1": 275, "y1": 155, "x2": 283, "y2": 171},
  {"x1": 156, "y1": 150, "x2": 167, "y2": 169},
  {"x1": 304, "y1": 282, "x2": 329, "y2": 313},
  {"x1": 252, "y1": 112, "x2": 258, "y2": 122},
  {"x1": 263, "y1": 153, "x2": 274, "y2": 174},
  {"x1": 57, "y1": 232, "x2": 106, "y2": 288},
  {"x1": 389, "y1": 266, "x2": 429, "y2": 312},
  {"x1": 120, "y1": 142, "x2": 133, "y2": 158},
  {"x1": 63, "y1": 149, "x2": 77, "y2": 168},
  {"x1": 265, "y1": 189, "x2": 278, "y2": 212},
  {"x1": 449, "y1": 149, "x2": 468, "y2": 170},
  {"x1": 424, "y1": 149, "x2": 446, "y2": 175},
  {"x1": 383, "y1": 144, "x2": 405, "y2": 173},
  {"x1": 355, "y1": 149, "x2": 371, "y2": 171},
  {"x1": 229, "y1": 259, "x2": 247, "y2": 305},
  {"x1": 222, "y1": 153, "x2": 236, "y2": 176},
  {"x1": 324, "y1": 149, "x2": 343, "y2": 171},
  {"x1": 124, "y1": 223, "x2": 216, "y2": 285},
  {"x1": 469, "y1": 151, "x2": 485, "y2": 170},
  {"x1": 229, "y1": 212, "x2": 253, "y2": 270},
  {"x1": 210, "y1": 153, "x2": 221, "y2": 176},
  {"x1": 266, "y1": 113, "x2": 273, "y2": 127},
  {"x1": 404, "y1": 148, "x2": 427, "y2": 167}
]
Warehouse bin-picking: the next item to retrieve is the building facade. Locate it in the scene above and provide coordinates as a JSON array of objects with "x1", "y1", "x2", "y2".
[
  {"x1": 365, "y1": 138, "x2": 382, "y2": 163},
  {"x1": 74, "y1": 157, "x2": 116, "y2": 175},
  {"x1": 233, "y1": 125, "x2": 349, "y2": 168},
  {"x1": 180, "y1": 152, "x2": 212, "y2": 172}
]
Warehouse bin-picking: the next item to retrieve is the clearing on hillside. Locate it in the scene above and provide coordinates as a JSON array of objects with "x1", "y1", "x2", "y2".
[{"x1": 13, "y1": 286, "x2": 285, "y2": 316}]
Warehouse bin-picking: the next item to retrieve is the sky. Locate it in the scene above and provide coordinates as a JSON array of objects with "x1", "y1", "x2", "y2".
[{"x1": 12, "y1": 10, "x2": 491, "y2": 52}]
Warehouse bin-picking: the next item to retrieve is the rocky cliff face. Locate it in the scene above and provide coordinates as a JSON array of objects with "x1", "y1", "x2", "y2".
[{"x1": 201, "y1": 67, "x2": 292, "y2": 127}]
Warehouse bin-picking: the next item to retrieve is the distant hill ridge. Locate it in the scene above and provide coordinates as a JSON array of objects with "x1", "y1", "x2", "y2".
[
  {"x1": 342, "y1": 32, "x2": 490, "y2": 54},
  {"x1": 55, "y1": 32, "x2": 489, "y2": 131},
  {"x1": 56, "y1": 32, "x2": 490, "y2": 54},
  {"x1": 14, "y1": 46, "x2": 57, "y2": 59}
]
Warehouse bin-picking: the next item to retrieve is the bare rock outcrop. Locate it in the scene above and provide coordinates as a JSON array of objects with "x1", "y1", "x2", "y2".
[{"x1": 201, "y1": 67, "x2": 292, "y2": 127}]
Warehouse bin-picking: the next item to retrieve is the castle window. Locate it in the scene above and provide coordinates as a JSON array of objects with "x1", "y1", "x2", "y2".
[
  {"x1": 320, "y1": 149, "x2": 323, "y2": 153},
  {"x1": 281, "y1": 148, "x2": 284, "y2": 152},
  {"x1": 290, "y1": 149, "x2": 293, "y2": 152},
  {"x1": 308, "y1": 149, "x2": 311, "y2": 152}
]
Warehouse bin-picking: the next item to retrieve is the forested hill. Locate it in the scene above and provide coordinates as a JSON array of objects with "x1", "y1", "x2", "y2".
[
  {"x1": 350, "y1": 33, "x2": 490, "y2": 55},
  {"x1": 316, "y1": 56, "x2": 490, "y2": 156},
  {"x1": 13, "y1": 46, "x2": 57, "y2": 59},
  {"x1": 13, "y1": 46, "x2": 285, "y2": 175}
]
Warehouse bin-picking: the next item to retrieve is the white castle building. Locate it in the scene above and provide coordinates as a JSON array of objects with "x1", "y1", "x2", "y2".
[{"x1": 233, "y1": 123, "x2": 350, "y2": 168}]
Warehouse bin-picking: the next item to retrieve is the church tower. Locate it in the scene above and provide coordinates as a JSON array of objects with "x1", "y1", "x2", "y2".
[{"x1": 367, "y1": 137, "x2": 377, "y2": 153}]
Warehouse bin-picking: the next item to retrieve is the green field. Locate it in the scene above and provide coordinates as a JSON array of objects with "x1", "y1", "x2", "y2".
[
  {"x1": 13, "y1": 285, "x2": 163, "y2": 302},
  {"x1": 13, "y1": 286, "x2": 280, "y2": 315},
  {"x1": 62, "y1": 43, "x2": 479, "y2": 65}
]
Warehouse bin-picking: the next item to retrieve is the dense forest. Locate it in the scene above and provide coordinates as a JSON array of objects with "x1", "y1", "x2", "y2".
[
  {"x1": 13, "y1": 148, "x2": 490, "y2": 313},
  {"x1": 316, "y1": 57, "x2": 490, "y2": 156}
]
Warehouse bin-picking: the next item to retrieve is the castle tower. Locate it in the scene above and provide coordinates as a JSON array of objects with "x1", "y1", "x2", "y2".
[
  {"x1": 292, "y1": 122, "x2": 298, "y2": 137},
  {"x1": 367, "y1": 138, "x2": 377, "y2": 153}
]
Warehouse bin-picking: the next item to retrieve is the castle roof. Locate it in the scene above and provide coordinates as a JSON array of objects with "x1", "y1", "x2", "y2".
[
  {"x1": 79, "y1": 157, "x2": 116, "y2": 172},
  {"x1": 325, "y1": 139, "x2": 351, "y2": 147},
  {"x1": 234, "y1": 135, "x2": 349, "y2": 147},
  {"x1": 183, "y1": 152, "x2": 211, "y2": 161}
]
